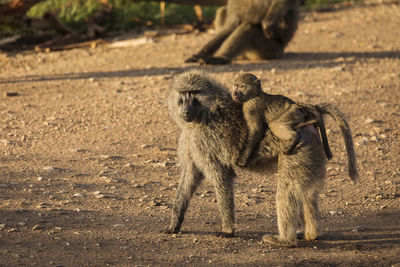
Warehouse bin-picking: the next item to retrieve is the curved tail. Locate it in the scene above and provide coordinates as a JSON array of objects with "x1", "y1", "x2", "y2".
[{"x1": 316, "y1": 103, "x2": 359, "y2": 182}]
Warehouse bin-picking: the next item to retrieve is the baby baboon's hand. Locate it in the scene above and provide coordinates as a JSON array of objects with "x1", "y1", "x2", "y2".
[{"x1": 236, "y1": 156, "x2": 248, "y2": 167}]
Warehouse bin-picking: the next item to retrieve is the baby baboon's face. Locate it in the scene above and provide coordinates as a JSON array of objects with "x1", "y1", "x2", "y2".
[{"x1": 231, "y1": 74, "x2": 261, "y2": 103}]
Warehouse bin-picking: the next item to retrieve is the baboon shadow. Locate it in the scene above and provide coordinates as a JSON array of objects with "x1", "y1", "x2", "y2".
[
  {"x1": 1, "y1": 50, "x2": 399, "y2": 85},
  {"x1": 179, "y1": 209, "x2": 400, "y2": 249}
]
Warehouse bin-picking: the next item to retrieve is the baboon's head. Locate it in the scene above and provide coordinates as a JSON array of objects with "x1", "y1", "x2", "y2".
[
  {"x1": 231, "y1": 73, "x2": 261, "y2": 103},
  {"x1": 168, "y1": 70, "x2": 217, "y2": 124},
  {"x1": 176, "y1": 91, "x2": 201, "y2": 122}
]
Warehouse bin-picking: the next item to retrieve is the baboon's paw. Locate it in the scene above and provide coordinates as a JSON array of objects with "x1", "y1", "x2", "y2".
[
  {"x1": 199, "y1": 57, "x2": 230, "y2": 65},
  {"x1": 262, "y1": 234, "x2": 296, "y2": 247},
  {"x1": 184, "y1": 55, "x2": 200, "y2": 63},
  {"x1": 161, "y1": 229, "x2": 180, "y2": 235},
  {"x1": 296, "y1": 231, "x2": 305, "y2": 240}
]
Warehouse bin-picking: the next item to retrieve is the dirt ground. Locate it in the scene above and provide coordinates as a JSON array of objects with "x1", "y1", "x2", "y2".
[{"x1": 1, "y1": 2, "x2": 400, "y2": 266}]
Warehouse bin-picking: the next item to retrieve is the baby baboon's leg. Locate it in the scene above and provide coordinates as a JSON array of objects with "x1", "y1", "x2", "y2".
[
  {"x1": 268, "y1": 120, "x2": 299, "y2": 154},
  {"x1": 237, "y1": 110, "x2": 265, "y2": 167},
  {"x1": 168, "y1": 160, "x2": 204, "y2": 233}
]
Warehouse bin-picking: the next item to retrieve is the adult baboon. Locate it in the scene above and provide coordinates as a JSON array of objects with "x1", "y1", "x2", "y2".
[
  {"x1": 185, "y1": 0, "x2": 301, "y2": 64},
  {"x1": 164, "y1": 70, "x2": 358, "y2": 247}
]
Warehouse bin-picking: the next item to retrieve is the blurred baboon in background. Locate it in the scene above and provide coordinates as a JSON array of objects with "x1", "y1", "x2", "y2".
[{"x1": 185, "y1": 0, "x2": 301, "y2": 64}]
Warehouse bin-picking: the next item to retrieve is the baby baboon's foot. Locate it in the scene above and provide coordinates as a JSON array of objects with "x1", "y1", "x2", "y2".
[
  {"x1": 236, "y1": 157, "x2": 248, "y2": 167},
  {"x1": 262, "y1": 234, "x2": 296, "y2": 247},
  {"x1": 282, "y1": 135, "x2": 302, "y2": 155}
]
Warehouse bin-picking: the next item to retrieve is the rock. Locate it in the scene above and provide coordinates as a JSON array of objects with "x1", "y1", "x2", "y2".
[
  {"x1": 0, "y1": 223, "x2": 5, "y2": 230},
  {"x1": 37, "y1": 202, "x2": 51, "y2": 208},
  {"x1": 73, "y1": 193, "x2": 84, "y2": 198},
  {"x1": 0, "y1": 139, "x2": 12, "y2": 146},
  {"x1": 365, "y1": 118, "x2": 376, "y2": 124},
  {"x1": 43, "y1": 166, "x2": 55, "y2": 171},
  {"x1": 329, "y1": 210, "x2": 343, "y2": 215},
  {"x1": 352, "y1": 226, "x2": 365, "y2": 232},
  {"x1": 5, "y1": 92, "x2": 19, "y2": 97},
  {"x1": 71, "y1": 148, "x2": 88, "y2": 153},
  {"x1": 32, "y1": 224, "x2": 42, "y2": 230}
]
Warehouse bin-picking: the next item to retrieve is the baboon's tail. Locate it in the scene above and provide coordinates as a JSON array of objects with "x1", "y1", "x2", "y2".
[{"x1": 316, "y1": 103, "x2": 359, "y2": 182}]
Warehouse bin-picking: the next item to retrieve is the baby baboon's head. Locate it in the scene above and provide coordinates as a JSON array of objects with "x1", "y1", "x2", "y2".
[{"x1": 231, "y1": 73, "x2": 261, "y2": 103}]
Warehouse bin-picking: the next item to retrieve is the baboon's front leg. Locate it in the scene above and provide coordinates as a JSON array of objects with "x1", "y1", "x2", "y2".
[
  {"x1": 166, "y1": 161, "x2": 204, "y2": 234},
  {"x1": 209, "y1": 166, "x2": 236, "y2": 237}
]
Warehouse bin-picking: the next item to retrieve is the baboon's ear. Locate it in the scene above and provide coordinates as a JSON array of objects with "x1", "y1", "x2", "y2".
[{"x1": 255, "y1": 78, "x2": 261, "y2": 90}]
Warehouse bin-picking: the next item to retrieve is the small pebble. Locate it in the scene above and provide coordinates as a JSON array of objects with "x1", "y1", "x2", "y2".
[
  {"x1": 32, "y1": 224, "x2": 42, "y2": 231},
  {"x1": 43, "y1": 166, "x2": 55, "y2": 171},
  {"x1": 365, "y1": 118, "x2": 376, "y2": 124},
  {"x1": 352, "y1": 226, "x2": 365, "y2": 232}
]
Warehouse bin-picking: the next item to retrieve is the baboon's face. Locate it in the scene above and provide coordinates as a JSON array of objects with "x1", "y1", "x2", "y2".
[
  {"x1": 177, "y1": 91, "x2": 201, "y2": 122},
  {"x1": 231, "y1": 82, "x2": 259, "y2": 103},
  {"x1": 231, "y1": 74, "x2": 261, "y2": 103}
]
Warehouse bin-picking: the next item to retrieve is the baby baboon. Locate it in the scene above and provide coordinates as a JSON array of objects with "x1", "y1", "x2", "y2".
[
  {"x1": 185, "y1": 0, "x2": 300, "y2": 64},
  {"x1": 231, "y1": 73, "x2": 334, "y2": 166},
  {"x1": 231, "y1": 73, "x2": 311, "y2": 166},
  {"x1": 165, "y1": 70, "x2": 358, "y2": 247}
]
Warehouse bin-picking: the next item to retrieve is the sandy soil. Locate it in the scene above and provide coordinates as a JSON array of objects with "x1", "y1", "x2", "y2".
[{"x1": 1, "y1": 2, "x2": 400, "y2": 266}]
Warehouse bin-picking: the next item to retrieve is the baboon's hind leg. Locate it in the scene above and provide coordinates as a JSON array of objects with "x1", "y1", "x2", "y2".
[
  {"x1": 302, "y1": 189, "x2": 320, "y2": 241},
  {"x1": 263, "y1": 177, "x2": 299, "y2": 247}
]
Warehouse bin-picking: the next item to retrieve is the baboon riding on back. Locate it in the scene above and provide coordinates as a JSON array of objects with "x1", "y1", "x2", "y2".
[{"x1": 164, "y1": 70, "x2": 358, "y2": 247}]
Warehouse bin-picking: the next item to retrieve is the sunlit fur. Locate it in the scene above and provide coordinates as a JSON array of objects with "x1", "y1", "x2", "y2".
[{"x1": 165, "y1": 70, "x2": 358, "y2": 246}]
